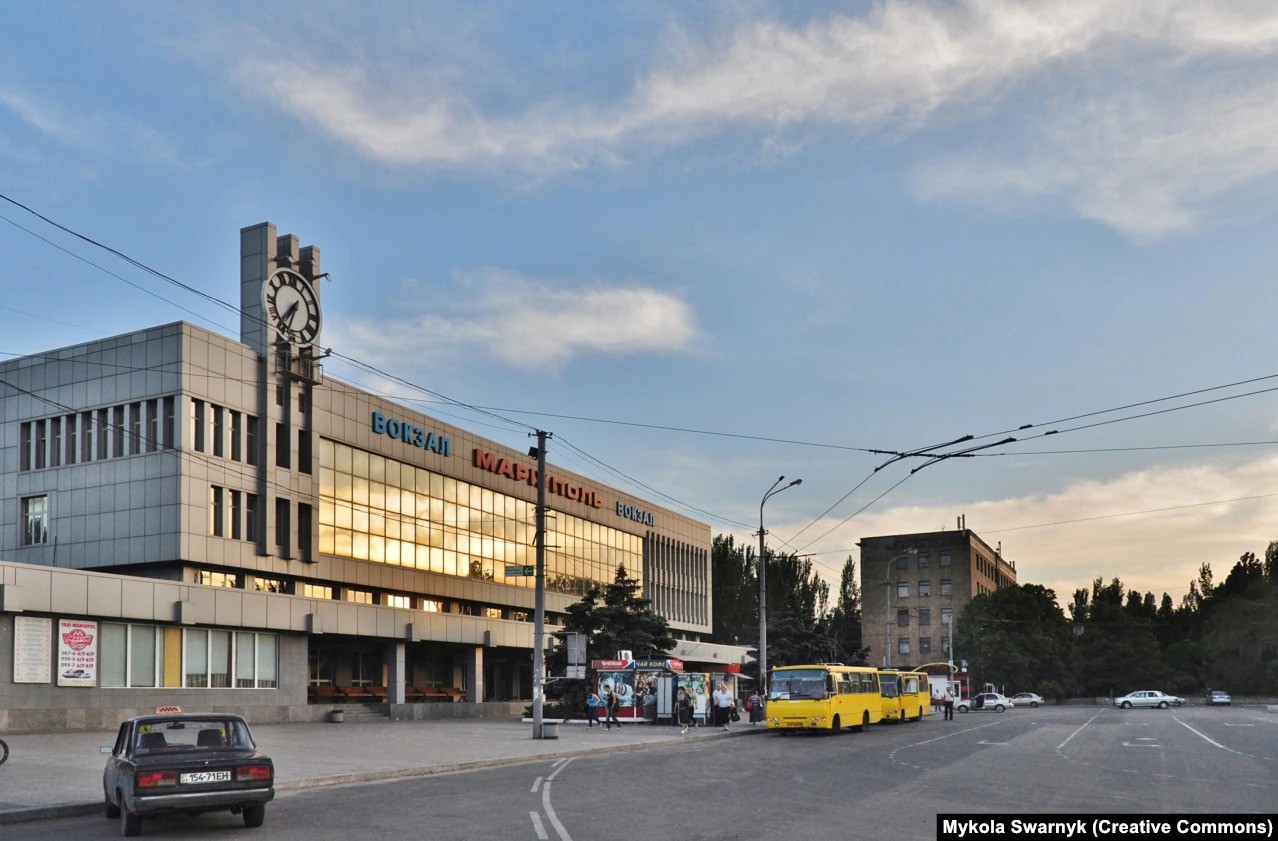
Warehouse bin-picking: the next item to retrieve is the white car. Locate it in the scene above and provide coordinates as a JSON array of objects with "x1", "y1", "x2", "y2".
[
  {"x1": 1112, "y1": 690, "x2": 1185, "y2": 709},
  {"x1": 956, "y1": 692, "x2": 1014, "y2": 713},
  {"x1": 1011, "y1": 692, "x2": 1044, "y2": 708}
]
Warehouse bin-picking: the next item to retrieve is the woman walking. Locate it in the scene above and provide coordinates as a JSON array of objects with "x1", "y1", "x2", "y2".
[{"x1": 677, "y1": 686, "x2": 694, "y2": 733}]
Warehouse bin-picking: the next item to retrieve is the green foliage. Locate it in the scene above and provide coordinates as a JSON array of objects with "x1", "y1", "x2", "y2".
[{"x1": 711, "y1": 535, "x2": 756, "y2": 645}]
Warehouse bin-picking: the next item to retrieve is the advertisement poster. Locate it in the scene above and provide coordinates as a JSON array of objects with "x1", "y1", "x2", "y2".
[
  {"x1": 13, "y1": 615, "x2": 53, "y2": 684},
  {"x1": 57, "y1": 619, "x2": 98, "y2": 686}
]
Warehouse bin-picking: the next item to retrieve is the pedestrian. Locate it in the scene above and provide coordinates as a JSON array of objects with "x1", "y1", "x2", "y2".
[
  {"x1": 603, "y1": 686, "x2": 622, "y2": 730},
  {"x1": 677, "y1": 686, "x2": 694, "y2": 734},
  {"x1": 943, "y1": 687, "x2": 955, "y2": 721},
  {"x1": 712, "y1": 682, "x2": 735, "y2": 730},
  {"x1": 586, "y1": 690, "x2": 602, "y2": 728},
  {"x1": 746, "y1": 689, "x2": 764, "y2": 725}
]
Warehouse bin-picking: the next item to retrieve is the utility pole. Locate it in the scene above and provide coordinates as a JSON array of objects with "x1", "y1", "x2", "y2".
[{"x1": 531, "y1": 430, "x2": 550, "y2": 739}]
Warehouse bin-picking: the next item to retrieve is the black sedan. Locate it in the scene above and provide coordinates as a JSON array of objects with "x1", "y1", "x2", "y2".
[{"x1": 102, "y1": 711, "x2": 274, "y2": 836}]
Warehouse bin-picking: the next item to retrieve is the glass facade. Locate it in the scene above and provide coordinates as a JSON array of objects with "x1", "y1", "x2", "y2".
[{"x1": 318, "y1": 440, "x2": 643, "y2": 595}]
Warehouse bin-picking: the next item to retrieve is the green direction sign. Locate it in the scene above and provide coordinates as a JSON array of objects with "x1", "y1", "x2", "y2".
[{"x1": 505, "y1": 564, "x2": 534, "y2": 577}]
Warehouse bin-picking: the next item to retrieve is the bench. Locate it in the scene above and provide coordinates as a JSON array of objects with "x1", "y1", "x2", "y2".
[
  {"x1": 439, "y1": 687, "x2": 465, "y2": 702},
  {"x1": 310, "y1": 684, "x2": 347, "y2": 703}
]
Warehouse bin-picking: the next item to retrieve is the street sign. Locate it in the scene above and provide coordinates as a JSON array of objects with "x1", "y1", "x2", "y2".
[
  {"x1": 504, "y1": 564, "x2": 534, "y2": 576},
  {"x1": 567, "y1": 665, "x2": 585, "y2": 680}
]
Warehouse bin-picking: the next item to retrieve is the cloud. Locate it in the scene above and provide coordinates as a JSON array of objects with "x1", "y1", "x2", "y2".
[
  {"x1": 778, "y1": 453, "x2": 1278, "y2": 606},
  {"x1": 332, "y1": 268, "x2": 698, "y2": 371},
  {"x1": 208, "y1": 1, "x2": 1278, "y2": 236}
]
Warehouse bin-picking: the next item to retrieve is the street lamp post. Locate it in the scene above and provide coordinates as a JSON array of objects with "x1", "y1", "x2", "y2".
[{"x1": 758, "y1": 476, "x2": 802, "y2": 694}]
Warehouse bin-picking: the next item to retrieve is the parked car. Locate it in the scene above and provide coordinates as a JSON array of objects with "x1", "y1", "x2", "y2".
[
  {"x1": 62, "y1": 668, "x2": 90, "y2": 679},
  {"x1": 1112, "y1": 690, "x2": 1185, "y2": 709},
  {"x1": 1205, "y1": 690, "x2": 1232, "y2": 706},
  {"x1": 956, "y1": 692, "x2": 1014, "y2": 713},
  {"x1": 102, "y1": 709, "x2": 274, "y2": 836},
  {"x1": 1011, "y1": 692, "x2": 1044, "y2": 708}
]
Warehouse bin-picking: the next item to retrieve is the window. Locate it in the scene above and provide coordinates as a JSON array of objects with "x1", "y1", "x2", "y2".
[
  {"x1": 146, "y1": 399, "x2": 159, "y2": 452},
  {"x1": 940, "y1": 579, "x2": 953, "y2": 596},
  {"x1": 298, "y1": 503, "x2": 313, "y2": 562},
  {"x1": 193, "y1": 400, "x2": 206, "y2": 452},
  {"x1": 81, "y1": 411, "x2": 94, "y2": 461},
  {"x1": 65, "y1": 413, "x2": 77, "y2": 464},
  {"x1": 275, "y1": 497, "x2": 291, "y2": 557},
  {"x1": 19, "y1": 422, "x2": 32, "y2": 471},
  {"x1": 941, "y1": 607, "x2": 953, "y2": 626},
  {"x1": 421, "y1": 599, "x2": 443, "y2": 612},
  {"x1": 299, "y1": 429, "x2": 312, "y2": 473},
  {"x1": 276, "y1": 420, "x2": 291, "y2": 468},
  {"x1": 96, "y1": 408, "x2": 108, "y2": 459},
  {"x1": 112, "y1": 405, "x2": 124, "y2": 457},
  {"x1": 185, "y1": 629, "x2": 209, "y2": 687},
  {"x1": 230, "y1": 411, "x2": 242, "y2": 461},
  {"x1": 21, "y1": 495, "x2": 49, "y2": 545},
  {"x1": 919, "y1": 608, "x2": 931, "y2": 626},
  {"x1": 210, "y1": 630, "x2": 232, "y2": 688},
  {"x1": 942, "y1": 636, "x2": 951, "y2": 654},
  {"x1": 384, "y1": 594, "x2": 411, "y2": 609},
  {"x1": 897, "y1": 582, "x2": 909, "y2": 598},
  {"x1": 212, "y1": 405, "x2": 225, "y2": 457},
  {"x1": 210, "y1": 486, "x2": 224, "y2": 536},
  {"x1": 897, "y1": 609, "x2": 910, "y2": 627},
  {"x1": 344, "y1": 588, "x2": 373, "y2": 604},
  {"x1": 939, "y1": 552, "x2": 952, "y2": 567},
  {"x1": 163, "y1": 396, "x2": 176, "y2": 449},
  {"x1": 896, "y1": 554, "x2": 909, "y2": 570},
  {"x1": 485, "y1": 607, "x2": 503, "y2": 619},
  {"x1": 35, "y1": 419, "x2": 47, "y2": 469},
  {"x1": 230, "y1": 490, "x2": 242, "y2": 540},
  {"x1": 246, "y1": 493, "x2": 259, "y2": 543},
  {"x1": 254, "y1": 577, "x2": 287, "y2": 593},
  {"x1": 918, "y1": 554, "x2": 930, "y2": 568},
  {"x1": 300, "y1": 583, "x2": 333, "y2": 599},
  {"x1": 129, "y1": 625, "x2": 157, "y2": 687},
  {"x1": 919, "y1": 580, "x2": 931, "y2": 597},
  {"x1": 50, "y1": 417, "x2": 61, "y2": 466},
  {"x1": 245, "y1": 416, "x2": 258, "y2": 465},
  {"x1": 199, "y1": 570, "x2": 240, "y2": 588},
  {"x1": 920, "y1": 637, "x2": 933, "y2": 653},
  {"x1": 129, "y1": 402, "x2": 142, "y2": 455},
  {"x1": 898, "y1": 638, "x2": 911, "y2": 655}
]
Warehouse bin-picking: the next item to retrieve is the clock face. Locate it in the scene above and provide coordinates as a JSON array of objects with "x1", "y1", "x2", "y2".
[{"x1": 264, "y1": 268, "x2": 321, "y2": 346}]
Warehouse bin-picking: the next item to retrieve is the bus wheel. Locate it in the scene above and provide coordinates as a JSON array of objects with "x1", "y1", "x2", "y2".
[
  {"x1": 913, "y1": 706, "x2": 923, "y2": 722},
  {"x1": 830, "y1": 714, "x2": 841, "y2": 733}
]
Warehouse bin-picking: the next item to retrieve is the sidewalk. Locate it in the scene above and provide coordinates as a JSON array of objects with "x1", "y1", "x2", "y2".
[{"x1": 0, "y1": 717, "x2": 762, "y2": 824}]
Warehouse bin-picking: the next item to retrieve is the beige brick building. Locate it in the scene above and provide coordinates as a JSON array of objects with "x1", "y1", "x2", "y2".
[{"x1": 858, "y1": 529, "x2": 1017, "y2": 669}]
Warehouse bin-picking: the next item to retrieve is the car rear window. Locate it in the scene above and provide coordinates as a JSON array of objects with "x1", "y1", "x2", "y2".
[{"x1": 135, "y1": 719, "x2": 253, "y2": 751}]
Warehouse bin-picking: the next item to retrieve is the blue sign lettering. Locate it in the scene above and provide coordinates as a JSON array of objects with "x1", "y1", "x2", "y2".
[{"x1": 371, "y1": 412, "x2": 451, "y2": 457}]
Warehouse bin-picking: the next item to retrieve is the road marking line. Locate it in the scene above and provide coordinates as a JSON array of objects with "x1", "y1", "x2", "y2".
[
  {"x1": 542, "y1": 780, "x2": 573, "y2": 841},
  {"x1": 532, "y1": 776, "x2": 543, "y2": 793},
  {"x1": 547, "y1": 757, "x2": 573, "y2": 782},
  {"x1": 530, "y1": 811, "x2": 549, "y2": 840},
  {"x1": 1175, "y1": 717, "x2": 1250, "y2": 756},
  {"x1": 1055, "y1": 714, "x2": 1099, "y2": 751}
]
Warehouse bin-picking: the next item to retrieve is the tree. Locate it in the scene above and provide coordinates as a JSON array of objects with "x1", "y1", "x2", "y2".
[
  {"x1": 547, "y1": 564, "x2": 676, "y2": 718},
  {"x1": 824, "y1": 556, "x2": 868, "y2": 664},
  {"x1": 761, "y1": 551, "x2": 831, "y2": 669},
  {"x1": 710, "y1": 534, "x2": 756, "y2": 645},
  {"x1": 954, "y1": 584, "x2": 1074, "y2": 697}
]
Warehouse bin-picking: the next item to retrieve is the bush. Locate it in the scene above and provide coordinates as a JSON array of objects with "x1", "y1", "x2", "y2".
[{"x1": 521, "y1": 699, "x2": 581, "y2": 720}]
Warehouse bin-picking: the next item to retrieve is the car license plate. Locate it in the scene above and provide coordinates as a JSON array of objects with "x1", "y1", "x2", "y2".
[{"x1": 180, "y1": 770, "x2": 231, "y2": 784}]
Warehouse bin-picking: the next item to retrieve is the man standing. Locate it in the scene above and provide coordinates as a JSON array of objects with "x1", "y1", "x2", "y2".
[{"x1": 943, "y1": 687, "x2": 955, "y2": 721}]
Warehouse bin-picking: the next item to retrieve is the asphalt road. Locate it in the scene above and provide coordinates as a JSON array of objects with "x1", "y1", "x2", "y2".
[{"x1": 20, "y1": 706, "x2": 1277, "y2": 840}]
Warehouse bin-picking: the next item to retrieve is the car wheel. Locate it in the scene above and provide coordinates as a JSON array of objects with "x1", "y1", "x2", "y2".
[
  {"x1": 104, "y1": 790, "x2": 120, "y2": 819},
  {"x1": 1121, "y1": 701, "x2": 1132, "y2": 709},
  {"x1": 243, "y1": 804, "x2": 266, "y2": 828},
  {"x1": 958, "y1": 705, "x2": 968, "y2": 713},
  {"x1": 1158, "y1": 701, "x2": 1169, "y2": 709},
  {"x1": 994, "y1": 704, "x2": 1005, "y2": 712},
  {"x1": 1030, "y1": 701, "x2": 1039, "y2": 708}
]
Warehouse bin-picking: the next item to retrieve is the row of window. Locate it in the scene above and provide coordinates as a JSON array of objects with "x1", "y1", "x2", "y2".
[
  {"x1": 897, "y1": 551, "x2": 953, "y2": 570},
  {"x1": 897, "y1": 607, "x2": 953, "y2": 627},
  {"x1": 18, "y1": 397, "x2": 177, "y2": 471},
  {"x1": 207, "y1": 486, "x2": 311, "y2": 561},
  {"x1": 100, "y1": 623, "x2": 277, "y2": 689},
  {"x1": 896, "y1": 580, "x2": 953, "y2": 598},
  {"x1": 197, "y1": 569, "x2": 539, "y2": 624},
  {"x1": 191, "y1": 399, "x2": 258, "y2": 464},
  {"x1": 897, "y1": 636, "x2": 951, "y2": 656},
  {"x1": 319, "y1": 440, "x2": 644, "y2": 596}
]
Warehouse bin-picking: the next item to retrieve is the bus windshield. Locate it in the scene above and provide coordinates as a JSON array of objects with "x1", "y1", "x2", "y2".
[{"x1": 768, "y1": 669, "x2": 828, "y2": 700}]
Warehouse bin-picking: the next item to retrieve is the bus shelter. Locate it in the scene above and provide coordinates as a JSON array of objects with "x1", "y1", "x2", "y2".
[{"x1": 592, "y1": 658, "x2": 689, "y2": 723}]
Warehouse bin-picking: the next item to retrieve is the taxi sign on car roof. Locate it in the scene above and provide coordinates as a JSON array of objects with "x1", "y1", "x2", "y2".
[{"x1": 154, "y1": 705, "x2": 183, "y2": 714}]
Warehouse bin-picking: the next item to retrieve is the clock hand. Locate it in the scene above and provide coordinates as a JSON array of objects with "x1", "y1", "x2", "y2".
[{"x1": 281, "y1": 301, "x2": 300, "y2": 326}]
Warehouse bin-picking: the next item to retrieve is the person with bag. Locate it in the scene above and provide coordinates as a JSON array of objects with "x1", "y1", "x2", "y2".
[
  {"x1": 677, "y1": 686, "x2": 694, "y2": 734},
  {"x1": 747, "y1": 690, "x2": 764, "y2": 724},
  {"x1": 585, "y1": 690, "x2": 602, "y2": 729},
  {"x1": 603, "y1": 686, "x2": 623, "y2": 730},
  {"x1": 712, "y1": 682, "x2": 735, "y2": 730}
]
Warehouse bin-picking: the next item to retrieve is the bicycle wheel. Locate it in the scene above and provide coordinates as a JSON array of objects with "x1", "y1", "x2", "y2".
[{"x1": 0, "y1": 738, "x2": 8, "y2": 765}]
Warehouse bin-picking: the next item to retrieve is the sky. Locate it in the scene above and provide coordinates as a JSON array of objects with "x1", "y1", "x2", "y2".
[{"x1": 4, "y1": 1, "x2": 1278, "y2": 609}]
